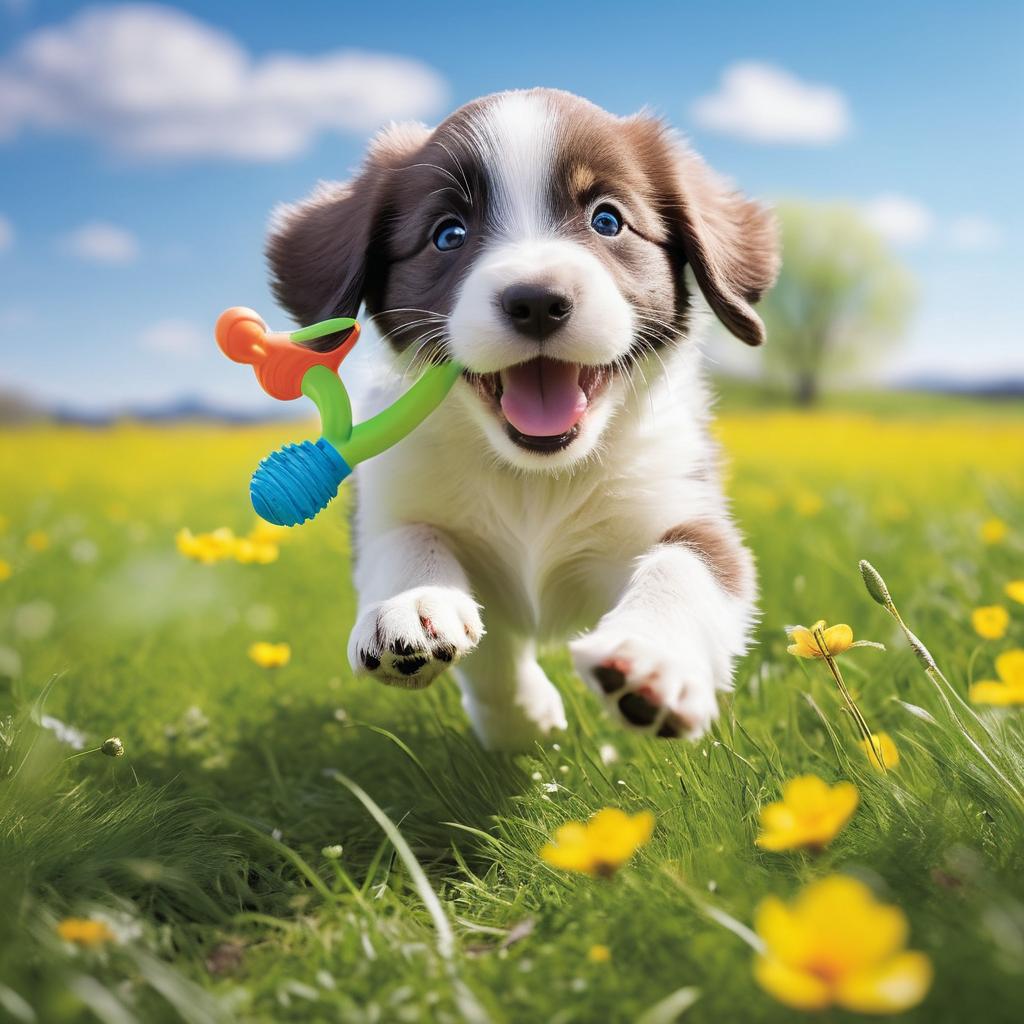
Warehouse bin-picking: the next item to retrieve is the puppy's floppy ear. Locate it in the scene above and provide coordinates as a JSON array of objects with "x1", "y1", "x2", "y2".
[
  {"x1": 266, "y1": 121, "x2": 431, "y2": 328},
  {"x1": 626, "y1": 116, "x2": 780, "y2": 346}
]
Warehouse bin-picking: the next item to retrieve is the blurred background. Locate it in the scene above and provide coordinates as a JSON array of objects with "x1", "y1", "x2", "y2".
[{"x1": 0, "y1": 0, "x2": 1021, "y2": 420}]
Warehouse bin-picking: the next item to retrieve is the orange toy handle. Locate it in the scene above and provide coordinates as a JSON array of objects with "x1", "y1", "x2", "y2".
[{"x1": 215, "y1": 306, "x2": 360, "y2": 401}]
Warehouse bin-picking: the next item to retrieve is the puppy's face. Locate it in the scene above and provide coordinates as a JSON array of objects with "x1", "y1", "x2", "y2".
[{"x1": 269, "y1": 90, "x2": 778, "y2": 470}]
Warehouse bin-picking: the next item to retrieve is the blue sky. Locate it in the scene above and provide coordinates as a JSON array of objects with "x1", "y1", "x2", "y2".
[{"x1": 1, "y1": 0, "x2": 1021, "y2": 411}]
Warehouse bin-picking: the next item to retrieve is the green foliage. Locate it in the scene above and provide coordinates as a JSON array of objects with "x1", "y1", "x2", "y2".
[{"x1": 760, "y1": 202, "x2": 916, "y2": 404}]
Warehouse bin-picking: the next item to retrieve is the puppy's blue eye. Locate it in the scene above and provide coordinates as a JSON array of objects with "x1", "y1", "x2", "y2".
[
  {"x1": 433, "y1": 219, "x2": 467, "y2": 251},
  {"x1": 591, "y1": 206, "x2": 622, "y2": 237}
]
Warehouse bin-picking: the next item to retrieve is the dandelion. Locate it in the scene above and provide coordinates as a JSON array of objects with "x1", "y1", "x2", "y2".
[
  {"x1": 26, "y1": 529, "x2": 50, "y2": 552},
  {"x1": 787, "y1": 621, "x2": 854, "y2": 659},
  {"x1": 980, "y1": 517, "x2": 1008, "y2": 545},
  {"x1": 859, "y1": 732, "x2": 900, "y2": 772},
  {"x1": 756, "y1": 775, "x2": 859, "y2": 852},
  {"x1": 0, "y1": 559, "x2": 11, "y2": 582},
  {"x1": 56, "y1": 918, "x2": 116, "y2": 948},
  {"x1": 248, "y1": 641, "x2": 291, "y2": 668},
  {"x1": 969, "y1": 649, "x2": 1024, "y2": 706},
  {"x1": 539, "y1": 808, "x2": 654, "y2": 877},
  {"x1": 753, "y1": 875, "x2": 932, "y2": 1014},
  {"x1": 971, "y1": 605, "x2": 1009, "y2": 640},
  {"x1": 1005, "y1": 581, "x2": 1024, "y2": 605},
  {"x1": 321, "y1": 844, "x2": 344, "y2": 859},
  {"x1": 587, "y1": 944, "x2": 612, "y2": 963}
]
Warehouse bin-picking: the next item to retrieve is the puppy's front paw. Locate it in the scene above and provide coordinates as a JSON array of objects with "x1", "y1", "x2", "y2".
[
  {"x1": 348, "y1": 587, "x2": 483, "y2": 689},
  {"x1": 570, "y1": 624, "x2": 718, "y2": 739}
]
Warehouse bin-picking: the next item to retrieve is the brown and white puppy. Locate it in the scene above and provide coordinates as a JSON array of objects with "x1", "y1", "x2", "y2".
[{"x1": 268, "y1": 88, "x2": 778, "y2": 750}]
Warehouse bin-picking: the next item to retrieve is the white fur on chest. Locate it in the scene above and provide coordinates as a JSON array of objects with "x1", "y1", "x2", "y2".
[{"x1": 353, "y1": 343, "x2": 724, "y2": 641}]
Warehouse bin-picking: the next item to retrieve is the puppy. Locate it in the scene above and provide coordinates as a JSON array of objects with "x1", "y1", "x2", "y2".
[{"x1": 267, "y1": 89, "x2": 779, "y2": 751}]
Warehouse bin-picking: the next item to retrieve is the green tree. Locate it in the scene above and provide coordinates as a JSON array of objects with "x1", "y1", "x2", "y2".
[{"x1": 761, "y1": 202, "x2": 915, "y2": 406}]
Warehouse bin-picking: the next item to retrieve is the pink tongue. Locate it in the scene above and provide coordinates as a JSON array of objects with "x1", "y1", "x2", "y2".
[{"x1": 500, "y1": 358, "x2": 587, "y2": 437}]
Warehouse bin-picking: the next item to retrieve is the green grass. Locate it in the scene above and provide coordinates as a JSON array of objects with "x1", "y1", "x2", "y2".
[{"x1": 1, "y1": 410, "x2": 1023, "y2": 1023}]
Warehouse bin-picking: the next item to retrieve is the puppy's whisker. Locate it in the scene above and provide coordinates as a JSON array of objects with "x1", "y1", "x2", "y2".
[{"x1": 431, "y1": 138, "x2": 475, "y2": 206}]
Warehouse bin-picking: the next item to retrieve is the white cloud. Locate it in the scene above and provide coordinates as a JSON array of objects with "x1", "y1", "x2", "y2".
[
  {"x1": 861, "y1": 194, "x2": 935, "y2": 247},
  {"x1": 0, "y1": 213, "x2": 11, "y2": 250},
  {"x1": 691, "y1": 62, "x2": 850, "y2": 144},
  {"x1": 947, "y1": 216, "x2": 1002, "y2": 252},
  {"x1": 0, "y1": 5, "x2": 447, "y2": 161},
  {"x1": 140, "y1": 319, "x2": 206, "y2": 358},
  {"x1": 61, "y1": 221, "x2": 139, "y2": 264}
]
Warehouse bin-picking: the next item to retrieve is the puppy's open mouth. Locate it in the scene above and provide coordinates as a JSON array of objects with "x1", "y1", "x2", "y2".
[{"x1": 466, "y1": 358, "x2": 611, "y2": 453}]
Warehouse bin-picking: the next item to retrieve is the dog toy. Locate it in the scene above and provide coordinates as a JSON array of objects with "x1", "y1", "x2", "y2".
[{"x1": 216, "y1": 307, "x2": 460, "y2": 526}]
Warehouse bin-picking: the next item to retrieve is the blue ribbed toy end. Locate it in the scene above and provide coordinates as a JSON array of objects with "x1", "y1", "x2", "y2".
[{"x1": 250, "y1": 437, "x2": 351, "y2": 526}]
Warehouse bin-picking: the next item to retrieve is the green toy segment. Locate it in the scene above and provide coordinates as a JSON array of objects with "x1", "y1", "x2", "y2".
[{"x1": 340, "y1": 361, "x2": 463, "y2": 465}]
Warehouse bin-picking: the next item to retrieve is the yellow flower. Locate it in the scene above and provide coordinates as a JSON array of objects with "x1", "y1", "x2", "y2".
[
  {"x1": 969, "y1": 649, "x2": 1024, "y2": 706},
  {"x1": 26, "y1": 529, "x2": 50, "y2": 552},
  {"x1": 1005, "y1": 581, "x2": 1024, "y2": 605},
  {"x1": 56, "y1": 918, "x2": 116, "y2": 948},
  {"x1": 754, "y1": 875, "x2": 932, "y2": 1014},
  {"x1": 176, "y1": 526, "x2": 238, "y2": 564},
  {"x1": 756, "y1": 775, "x2": 859, "y2": 852},
  {"x1": 0, "y1": 559, "x2": 11, "y2": 582},
  {"x1": 787, "y1": 620, "x2": 854, "y2": 659},
  {"x1": 539, "y1": 808, "x2": 654, "y2": 877},
  {"x1": 232, "y1": 538, "x2": 280, "y2": 564},
  {"x1": 248, "y1": 641, "x2": 291, "y2": 668},
  {"x1": 980, "y1": 517, "x2": 1008, "y2": 545},
  {"x1": 972, "y1": 605, "x2": 1009, "y2": 640},
  {"x1": 587, "y1": 943, "x2": 612, "y2": 963},
  {"x1": 858, "y1": 732, "x2": 900, "y2": 772},
  {"x1": 249, "y1": 519, "x2": 289, "y2": 546}
]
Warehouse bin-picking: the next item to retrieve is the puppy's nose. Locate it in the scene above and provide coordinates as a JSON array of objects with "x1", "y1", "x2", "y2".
[{"x1": 500, "y1": 282, "x2": 574, "y2": 340}]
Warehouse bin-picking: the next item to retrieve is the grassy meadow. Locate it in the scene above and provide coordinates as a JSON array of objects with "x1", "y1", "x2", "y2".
[{"x1": 1, "y1": 396, "x2": 1024, "y2": 1023}]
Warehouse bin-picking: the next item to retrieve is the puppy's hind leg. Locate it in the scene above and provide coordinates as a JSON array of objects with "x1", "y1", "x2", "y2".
[{"x1": 456, "y1": 633, "x2": 567, "y2": 752}]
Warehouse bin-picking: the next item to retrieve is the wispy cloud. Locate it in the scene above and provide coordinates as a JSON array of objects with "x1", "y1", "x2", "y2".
[
  {"x1": 860, "y1": 196, "x2": 1003, "y2": 252},
  {"x1": 0, "y1": 4, "x2": 448, "y2": 161},
  {"x1": 691, "y1": 62, "x2": 850, "y2": 144},
  {"x1": 139, "y1": 319, "x2": 206, "y2": 358},
  {"x1": 947, "y1": 216, "x2": 1002, "y2": 252},
  {"x1": 61, "y1": 222, "x2": 139, "y2": 265},
  {"x1": 861, "y1": 194, "x2": 934, "y2": 247},
  {"x1": 0, "y1": 212, "x2": 12, "y2": 251}
]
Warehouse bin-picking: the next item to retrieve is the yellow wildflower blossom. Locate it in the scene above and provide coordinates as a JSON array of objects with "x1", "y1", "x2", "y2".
[
  {"x1": 26, "y1": 529, "x2": 50, "y2": 552},
  {"x1": 756, "y1": 775, "x2": 859, "y2": 852},
  {"x1": 56, "y1": 918, "x2": 116, "y2": 948},
  {"x1": 176, "y1": 526, "x2": 238, "y2": 564},
  {"x1": 587, "y1": 944, "x2": 612, "y2": 963},
  {"x1": 754, "y1": 875, "x2": 932, "y2": 1013},
  {"x1": 787, "y1": 621, "x2": 854, "y2": 659},
  {"x1": 0, "y1": 559, "x2": 11, "y2": 582},
  {"x1": 969, "y1": 649, "x2": 1024, "y2": 706},
  {"x1": 539, "y1": 808, "x2": 654, "y2": 877},
  {"x1": 980, "y1": 517, "x2": 1008, "y2": 545},
  {"x1": 249, "y1": 519, "x2": 289, "y2": 546},
  {"x1": 972, "y1": 605, "x2": 1009, "y2": 640},
  {"x1": 1005, "y1": 581, "x2": 1024, "y2": 605},
  {"x1": 248, "y1": 641, "x2": 291, "y2": 668},
  {"x1": 232, "y1": 538, "x2": 280, "y2": 564},
  {"x1": 859, "y1": 732, "x2": 900, "y2": 772}
]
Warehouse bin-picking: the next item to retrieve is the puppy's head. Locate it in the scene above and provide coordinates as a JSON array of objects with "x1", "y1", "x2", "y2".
[{"x1": 268, "y1": 89, "x2": 778, "y2": 470}]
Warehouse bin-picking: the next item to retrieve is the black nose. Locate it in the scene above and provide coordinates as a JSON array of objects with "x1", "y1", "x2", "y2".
[{"x1": 500, "y1": 282, "x2": 574, "y2": 340}]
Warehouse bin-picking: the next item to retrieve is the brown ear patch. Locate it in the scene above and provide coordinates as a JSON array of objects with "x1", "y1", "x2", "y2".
[
  {"x1": 660, "y1": 520, "x2": 754, "y2": 597},
  {"x1": 625, "y1": 116, "x2": 780, "y2": 346},
  {"x1": 266, "y1": 121, "x2": 432, "y2": 329}
]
